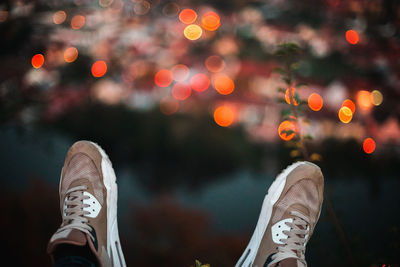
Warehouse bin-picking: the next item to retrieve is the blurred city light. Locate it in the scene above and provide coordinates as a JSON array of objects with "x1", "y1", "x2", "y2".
[
  {"x1": 160, "y1": 97, "x2": 179, "y2": 115},
  {"x1": 133, "y1": 1, "x2": 151, "y2": 15},
  {"x1": 370, "y1": 90, "x2": 383, "y2": 106},
  {"x1": 162, "y1": 2, "x2": 180, "y2": 17},
  {"x1": 31, "y1": 54, "x2": 44, "y2": 69},
  {"x1": 71, "y1": 15, "x2": 85, "y2": 30},
  {"x1": 338, "y1": 106, "x2": 353, "y2": 123},
  {"x1": 363, "y1": 137, "x2": 376, "y2": 154},
  {"x1": 342, "y1": 99, "x2": 356, "y2": 114},
  {"x1": 308, "y1": 93, "x2": 323, "y2": 111},
  {"x1": 346, "y1": 30, "x2": 359, "y2": 45},
  {"x1": 285, "y1": 87, "x2": 299, "y2": 106},
  {"x1": 205, "y1": 55, "x2": 225, "y2": 73},
  {"x1": 155, "y1": 69, "x2": 173, "y2": 87},
  {"x1": 190, "y1": 73, "x2": 210, "y2": 92},
  {"x1": 213, "y1": 74, "x2": 234, "y2": 95},
  {"x1": 201, "y1": 11, "x2": 220, "y2": 31},
  {"x1": 53, "y1": 11, "x2": 66, "y2": 24},
  {"x1": 91, "y1": 60, "x2": 107, "y2": 78},
  {"x1": 63, "y1": 47, "x2": 78, "y2": 63},
  {"x1": 356, "y1": 90, "x2": 372, "y2": 110},
  {"x1": 179, "y1": 9, "x2": 197, "y2": 24},
  {"x1": 278, "y1": 120, "x2": 297, "y2": 141},
  {"x1": 172, "y1": 64, "x2": 190, "y2": 82},
  {"x1": 214, "y1": 105, "x2": 234, "y2": 127},
  {"x1": 172, "y1": 82, "x2": 191, "y2": 100},
  {"x1": 184, "y1": 24, "x2": 202, "y2": 40}
]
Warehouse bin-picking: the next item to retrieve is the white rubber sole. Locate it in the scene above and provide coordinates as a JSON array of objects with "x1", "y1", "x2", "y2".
[
  {"x1": 235, "y1": 161, "x2": 308, "y2": 267},
  {"x1": 91, "y1": 142, "x2": 127, "y2": 267}
]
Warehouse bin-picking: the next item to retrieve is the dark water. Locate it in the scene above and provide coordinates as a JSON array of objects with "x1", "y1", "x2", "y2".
[{"x1": 0, "y1": 126, "x2": 399, "y2": 266}]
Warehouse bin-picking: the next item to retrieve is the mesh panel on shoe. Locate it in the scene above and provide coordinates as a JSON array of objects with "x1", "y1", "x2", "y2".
[
  {"x1": 272, "y1": 179, "x2": 319, "y2": 226},
  {"x1": 62, "y1": 153, "x2": 104, "y2": 205}
]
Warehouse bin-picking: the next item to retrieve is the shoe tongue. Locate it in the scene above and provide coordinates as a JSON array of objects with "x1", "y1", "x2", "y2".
[{"x1": 47, "y1": 229, "x2": 87, "y2": 254}]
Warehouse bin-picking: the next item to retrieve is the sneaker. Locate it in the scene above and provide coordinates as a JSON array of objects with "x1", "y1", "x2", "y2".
[
  {"x1": 48, "y1": 141, "x2": 126, "y2": 267},
  {"x1": 235, "y1": 161, "x2": 324, "y2": 267}
]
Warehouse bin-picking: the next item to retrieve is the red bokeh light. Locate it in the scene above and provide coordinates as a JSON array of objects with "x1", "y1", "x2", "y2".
[
  {"x1": 342, "y1": 99, "x2": 356, "y2": 114},
  {"x1": 308, "y1": 93, "x2": 323, "y2": 111},
  {"x1": 154, "y1": 69, "x2": 173, "y2": 87},
  {"x1": 179, "y1": 9, "x2": 197, "y2": 24},
  {"x1": 91, "y1": 60, "x2": 107, "y2": 77},
  {"x1": 214, "y1": 106, "x2": 234, "y2": 127},
  {"x1": 363, "y1": 138, "x2": 376, "y2": 154},
  {"x1": 201, "y1": 11, "x2": 220, "y2": 31},
  {"x1": 172, "y1": 82, "x2": 191, "y2": 100},
  {"x1": 31, "y1": 54, "x2": 44, "y2": 69},
  {"x1": 190, "y1": 73, "x2": 210, "y2": 92},
  {"x1": 346, "y1": 30, "x2": 359, "y2": 45}
]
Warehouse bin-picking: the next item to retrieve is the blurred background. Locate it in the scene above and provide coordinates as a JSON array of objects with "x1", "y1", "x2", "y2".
[{"x1": 1, "y1": 0, "x2": 399, "y2": 266}]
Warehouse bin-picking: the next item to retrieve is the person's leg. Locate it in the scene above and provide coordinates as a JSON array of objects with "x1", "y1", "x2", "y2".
[
  {"x1": 48, "y1": 141, "x2": 126, "y2": 267},
  {"x1": 235, "y1": 161, "x2": 324, "y2": 267}
]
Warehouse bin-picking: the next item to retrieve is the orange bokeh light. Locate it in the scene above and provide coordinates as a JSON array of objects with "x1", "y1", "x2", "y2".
[
  {"x1": 179, "y1": 9, "x2": 197, "y2": 24},
  {"x1": 160, "y1": 97, "x2": 179, "y2": 115},
  {"x1": 356, "y1": 90, "x2": 372, "y2": 110},
  {"x1": 201, "y1": 11, "x2": 220, "y2": 31},
  {"x1": 154, "y1": 69, "x2": 173, "y2": 87},
  {"x1": 91, "y1": 60, "x2": 107, "y2": 78},
  {"x1": 53, "y1": 10, "x2": 67, "y2": 24},
  {"x1": 285, "y1": 87, "x2": 299, "y2": 106},
  {"x1": 214, "y1": 106, "x2": 234, "y2": 127},
  {"x1": 278, "y1": 120, "x2": 297, "y2": 141},
  {"x1": 71, "y1": 15, "x2": 85, "y2": 30},
  {"x1": 172, "y1": 82, "x2": 191, "y2": 100},
  {"x1": 338, "y1": 106, "x2": 353, "y2": 123},
  {"x1": 190, "y1": 73, "x2": 210, "y2": 92},
  {"x1": 346, "y1": 30, "x2": 359, "y2": 45},
  {"x1": 308, "y1": 93, "x2": 323, "y2": 111},
  {"x1": 342, "y1": 99, "x2": 356, "y2": 114},
  {"x1": 184, "y1": 24, "x2": 202, "y2": 40},
  {"x1": 63, "y1": 47, "x2": 78, "y2": 63},
  {"x1": 171, "y1": 64, "x2": 190, "y2": 82},
  {"x1": 205, "y1": 55, "x2": 225, "y2": 72},
  {"x1": 214, "y1": 74, "x2": 234, "y2": 95},
  {"x1": 31, "y1": 54, "x2": 44, "y2": 69},
  {"x1": 363, "y1": 138, "x2": 376, "y2": 154}
]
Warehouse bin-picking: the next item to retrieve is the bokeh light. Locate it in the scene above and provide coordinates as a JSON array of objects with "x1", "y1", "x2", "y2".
[
  {"x1": 214, "y1": 74, "x2": 234, "y2": 95},
  {"x1": 160, "y1": 97, "x2": 179, "y2": 115},
  {"x1": 346, "y1": 30, "x2": 359, "y2": 45},
  {"x1": 31, "y1": 54, "x2": 44, "y2": 69},
  {"x1": 278, "y1": 120, "x2": 297, "y2": 141},
  {"x1": 214, "y1": 106, "x2": 234, "y2": 127},
  {"x1": 308, "y1": 93, "x2": 323, "y2": 111},
  {"x1": 201, "y1": 11, "x2": 221, "y2": 31},
  {"x1": 71, "y1": 15, "x2": 85, "y2": 30},
  {"x1": 53, "y1": 11, "x2": 67, "y2": 24},
  {"x1": 171, "y1": 64, "x2": 190, "y2": 82},
  {"x1": 63, "y1": 47, "x2": 78, "y2": 63},
  {"x1": 363, "y1": 138, "x2": 376, "y2": 154},
  {"x1": 205, "y1": 55, "x2": 225, "y2": 72},
  {"x1": 154, "y1": 69, "x2": 173, "y2": 87},
  {"x1": 162, "y1": 2, "x2": 180, "y2": 17},
  {"x1": 99, "y1": 0, "x2": 113, "y2": 8},
  {"x1": 356, "y1": 90, "x2": 372, "y2": 110},
  {"x1": 190, "y1": 73, "x2": 210, "y2": 92},
  {"x1": 91, "y1": 60, "x2": 107, "y2": 78},
  {"x1": 184, "y1": 24, "x2": 202, "y2": 40},
  {"x1": 338, "y1": 106, "x2": 353, "y2": 123},
  {"x1": 179, "y1": 9, "x2": 197, "y2": 24},
  {"x1": 134, "y1": 1, "x2": 151, "y2": 15},
  {"x1": 370, "y1": 90, "x2": 383, "y2": 106},
  {"x1": 172, "y1": 82, "x2": 191, "y2": 100},
  {"x1": 342, "y1": 99, "x2": 356, "y2": 114},
  {"x1": 285, "y1": 87, "x2": 299, "y2": 106}
]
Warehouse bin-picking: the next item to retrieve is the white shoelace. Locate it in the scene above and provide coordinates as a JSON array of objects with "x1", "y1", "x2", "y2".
[
  {"x1": 55, "y1": 185, "x2": 95, "y2": 241},
  {"x1": 268, "y1": 211, "x2": 309, "y2": 267}
]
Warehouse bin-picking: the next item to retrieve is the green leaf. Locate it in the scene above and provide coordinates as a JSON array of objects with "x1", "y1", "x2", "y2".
[
  {"x1": 296, "y1": 82, "x2": 308, "y2": 87},
  {"x1": 303, "y1": 134, "x2": 313, "y2": 140},
  {"x1": 283, "y1": 77, "x2": 291, "y2": 85},
  {"x1": 277, "y1": 87, "x2": 286, "y2": 93},
  {"x1": 196, "y1": 260, "x2": 202, "y2": 267},
  {"x1": 281, "y1": 109, "x2": 291, "y2": 116}
]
